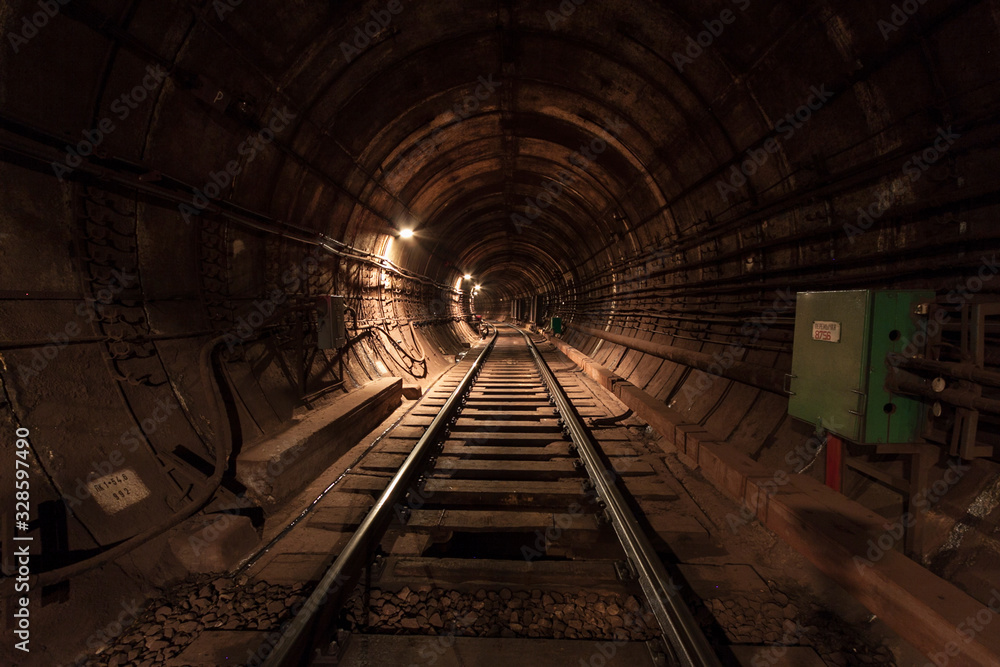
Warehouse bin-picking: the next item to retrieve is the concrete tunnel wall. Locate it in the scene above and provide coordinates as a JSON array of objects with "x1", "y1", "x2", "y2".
[{"x1": 1, "y1": 0, "x2": 1000, "y2": 651}]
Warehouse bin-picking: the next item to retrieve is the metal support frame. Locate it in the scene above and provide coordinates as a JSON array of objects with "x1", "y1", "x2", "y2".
[
  {"x1": 845, "y1": 442, "x2": 940, "y2": 560},
  {"x1": 516, "y1": 325, "x2": 721, "y2": 667},
  {"x1": 951, "y1": 303, "x2": 998, "y2": 459},
  {"x1": 882, "y1": 299, "x2": 1000, "y2": 459}
]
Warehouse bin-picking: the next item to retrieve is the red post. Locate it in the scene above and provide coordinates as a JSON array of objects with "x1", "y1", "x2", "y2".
[{"x1": 826, "y1": 433, "x2": 843, "y2": 492}]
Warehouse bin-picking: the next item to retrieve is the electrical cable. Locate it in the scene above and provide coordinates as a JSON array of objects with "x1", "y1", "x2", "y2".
[
  {"x1": 33, "y1": 334, "x2": 235, "y2": 586},
  {"x1": 28, "y1": 301, "x2": 322, "y2": 584},
  {"x1": 373, "y1": 322, "x2": 427, "y2": 365}
]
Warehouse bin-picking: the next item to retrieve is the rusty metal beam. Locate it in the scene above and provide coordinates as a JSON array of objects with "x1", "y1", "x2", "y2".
[
  {"x1": 887, "y1": 353, "x2": 1000, "y2": 390},
  {"x1": 887, "y1": 369, "x2": 1000, "y2": 415}
]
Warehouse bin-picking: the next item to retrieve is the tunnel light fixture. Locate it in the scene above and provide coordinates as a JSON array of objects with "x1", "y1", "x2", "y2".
[
  {"x1": 463, "y1": 274, "x2": 472, "y2": 280},
  {"x1": 399, "y1": 228, "x2": 414, "y2": 239},
  {"x1": 475, "y1": 284, "x2": 482, "y2": 290}
]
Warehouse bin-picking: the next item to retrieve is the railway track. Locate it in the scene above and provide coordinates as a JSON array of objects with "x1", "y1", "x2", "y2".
[
  {"x1": 77, "y1": 323, "x2": 900, "y2": 667},
  {"x1": 258, "y1": 325, "x2": 722, "y2": 667}
]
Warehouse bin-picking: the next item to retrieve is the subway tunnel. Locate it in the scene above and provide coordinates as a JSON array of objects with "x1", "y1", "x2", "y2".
[{"x1": 2, "y1": 0, "x2": 1000, "y2": 664}]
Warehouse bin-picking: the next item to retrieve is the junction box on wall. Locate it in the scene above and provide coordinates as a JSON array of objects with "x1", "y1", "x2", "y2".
[
  {"x1": 787, "y1": 289, "x2": 934, "y2": 443},
  {"x1": 316, "y1": 295, "x2": 347, "y2": 350}
]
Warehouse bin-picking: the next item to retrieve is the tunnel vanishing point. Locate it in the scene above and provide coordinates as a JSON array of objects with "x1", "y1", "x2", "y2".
[{"x1": 1, "y1": 0, "x2": 1000, "y2": 665}]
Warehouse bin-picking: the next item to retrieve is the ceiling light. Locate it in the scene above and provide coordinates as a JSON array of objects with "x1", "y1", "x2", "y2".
[
  {"x1": 463, "y1": 274, "x2": 472, "y2": 280},
  {"x1": 399, "y1": 228, "x2": 414, "y2": 239}
]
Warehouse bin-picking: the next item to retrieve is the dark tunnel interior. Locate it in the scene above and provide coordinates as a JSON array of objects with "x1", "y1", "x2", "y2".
[{"x1": 2, "y1": 0, "x2": 1000, "y2": 664}]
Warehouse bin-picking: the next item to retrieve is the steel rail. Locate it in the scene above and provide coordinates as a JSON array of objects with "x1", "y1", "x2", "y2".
[
  {"x1": 515, "y1": 325, "x2": 722, "y2": 667},
  {"x1": 261, "y1": 328, "x2": 499, "y2": 666}
]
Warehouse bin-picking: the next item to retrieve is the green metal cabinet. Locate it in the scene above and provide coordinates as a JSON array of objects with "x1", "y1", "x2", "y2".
[
  {"x1": 551, "y1": 317, "x2": 563, "y2": 334},
  {"x1": 787, "y1": 290, "x2": 934, "y2": 443}
]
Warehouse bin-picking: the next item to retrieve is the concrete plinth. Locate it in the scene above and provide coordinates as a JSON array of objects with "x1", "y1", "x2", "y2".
[{"x1": 236, "y1": 378, "x2": 402, "y2": 504}]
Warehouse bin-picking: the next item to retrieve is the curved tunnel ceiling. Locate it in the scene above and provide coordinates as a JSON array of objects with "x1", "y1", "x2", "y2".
[
  {"x1": 3, "y1": 1, "x2": 1000, "y2": 657},
  {"x1": 249, "y1": 0, "x2": 990, "y2": 298},
  {"x1": 5, "y1": 0, "x2": 988, "y2": 306},
  {"x1": 3, "y1": 0, "x2": 999, "y2": 310}
]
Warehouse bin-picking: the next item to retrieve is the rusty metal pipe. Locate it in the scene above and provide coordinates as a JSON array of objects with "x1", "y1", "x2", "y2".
[
  {"x1": 573, "y1": 324, "x2": 787, "y2": 394},
  {"x1": 887, "y1": 354, "x2": 1000, "y2": 390},
  {"x1": 887, "y1": 370, "x2": 1000, "y2": 415}
]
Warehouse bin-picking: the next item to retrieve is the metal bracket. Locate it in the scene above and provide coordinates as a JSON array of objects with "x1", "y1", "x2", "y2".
[
  {"x1": 783, "y1": 373, "x2": 797, "y2": 396},
  {"x1": 951, "y1": 407, "x2": 986, "y2": 459},
  {"x1": 645, "y1": 639, "x2": 671, "y2": 667},
  {"x1": 848, "y1": 388, "x2": 867, "y2": 417},
  {"x1": 396, "y1": 506, "x2": 411, "y2": 525},
  {"x1": 313, "y1": 630, "x2": 352, "y2": 666},
  {"x1": 615, "y1": 558, "x2": 638, "y2": 582},
  {"x1": 369, "y1": 554, "x2": 387, "y2": 582}
]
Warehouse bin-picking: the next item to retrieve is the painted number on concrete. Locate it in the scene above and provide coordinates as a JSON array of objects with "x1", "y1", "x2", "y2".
[
  {"x1": 812, "y1": 321, "x2": 841, "y2": 343},
  {"x1": 87, "y1": 469, "x2": 150, "y2": 514}
]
